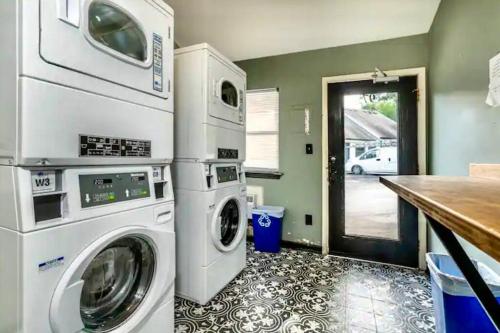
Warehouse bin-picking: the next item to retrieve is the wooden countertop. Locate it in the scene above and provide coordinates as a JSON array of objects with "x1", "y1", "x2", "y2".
[{"x1": 380, "y1": 176, "x2": 500, "y2": 262}]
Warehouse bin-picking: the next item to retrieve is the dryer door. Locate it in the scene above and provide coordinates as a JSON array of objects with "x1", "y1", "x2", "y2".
[
  {"x1": 208, "y1": 56, "x2": 246, "y2": 125},
  {"x1": 49, "y1": 227, "x2": 174, "y2": 333},
  {"x1": 39, "y1": 0, "x2": 173, "y2": 98},
  {"x1": 211, "y1": 197, "x2": 246, "y2": 252}
]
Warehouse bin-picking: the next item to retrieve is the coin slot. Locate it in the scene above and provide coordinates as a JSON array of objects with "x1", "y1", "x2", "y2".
[{"x1": 34, "y1": 194, "x2": 63, "y2": 222}]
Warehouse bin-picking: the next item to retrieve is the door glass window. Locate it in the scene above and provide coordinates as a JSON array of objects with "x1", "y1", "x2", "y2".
[
  {"x1": 344, "y1": 93, "x2": 399, "y2": 240},
  {"x1": 220, "y1": 199, "x2": 240, "y2": 246},
  {"x1": 221, "y1": 81, "x2": 238, "y2": 108},
  {"x1": 80, "y1": 236, "x2": 155, "y2": 332},
  {"x1": 88, "y1": 1, "x2": 148, "y2": 62}
]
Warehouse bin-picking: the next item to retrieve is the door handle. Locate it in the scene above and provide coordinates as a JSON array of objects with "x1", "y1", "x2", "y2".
[
  {"x1": 376, "y1": 158, "x2": 381, "y2": 161},
  {"x1": 328, "y1": 155, "x2": 337, "y2": 184}
]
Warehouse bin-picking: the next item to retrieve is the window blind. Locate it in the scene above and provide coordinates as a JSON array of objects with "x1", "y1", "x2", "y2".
[{"x1": 245, "y1": 89, "x2": 280, "y2": 171}]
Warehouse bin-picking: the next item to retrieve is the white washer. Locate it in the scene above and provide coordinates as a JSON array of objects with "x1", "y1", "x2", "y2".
[
  {"x1": 174, "y1": 162, "x2": 247, "y2": 305},
  {"x1": 0, "y1": 165, "x2": 175, "y2": 333},
  {"x1": 0, "y1": 0, "x2": 174, "y2": 166},
  {"x1": 174, "y1": 43, "x2": 247, "y2": 163}
]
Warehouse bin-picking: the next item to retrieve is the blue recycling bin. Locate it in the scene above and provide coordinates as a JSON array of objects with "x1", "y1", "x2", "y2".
[
  {"x1": 426, "y1": 253, "x2": 500, "y2": 333},
  {"x1": 252, "y1": 206, "x2": 285, "y2": 253}
]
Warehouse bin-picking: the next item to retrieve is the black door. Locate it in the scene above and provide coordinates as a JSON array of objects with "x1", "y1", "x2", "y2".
[{"x1": 328, "y1": 76, "x2": 419, "y2": 267}]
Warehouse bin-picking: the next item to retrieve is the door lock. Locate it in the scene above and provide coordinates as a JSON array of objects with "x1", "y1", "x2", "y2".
[{"x1": 328, "y1": 155, "x2": 337, "y2": 184}]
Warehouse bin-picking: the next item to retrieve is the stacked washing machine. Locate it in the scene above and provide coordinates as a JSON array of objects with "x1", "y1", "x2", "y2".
[
  {"x1": 174, "y1": 44, "x2": 248, "y2": 305},
  {"x1": 0, "y1": 1, "x2": 176, "y2": 332}
]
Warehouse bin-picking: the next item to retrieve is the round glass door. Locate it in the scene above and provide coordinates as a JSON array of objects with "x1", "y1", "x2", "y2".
[
  {"x1": 88, "y1": 1, "x2": 148, "y2": 62},
  {"x1": 220, "y1": 199, "x2": 240, "y2": 246},
  {"x1": 221, "y1": 81, "x2": 239, "y2": 107},
  {"x1": 80, "y1": 236, "x2": 155, "y2": 332}
]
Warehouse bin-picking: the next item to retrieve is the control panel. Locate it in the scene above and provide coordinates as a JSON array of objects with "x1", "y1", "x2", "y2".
[
  {"x1": 216, "y1": 166, "x2": 238, "y2": 183},
  {"x1": 79, "y1": 172, "x2": 150, "y2": 208}
]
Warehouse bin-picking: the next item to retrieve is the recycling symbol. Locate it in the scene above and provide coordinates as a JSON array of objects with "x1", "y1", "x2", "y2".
[{"x1": 258, "y1": 214, "x2": 272, "y2": 228}]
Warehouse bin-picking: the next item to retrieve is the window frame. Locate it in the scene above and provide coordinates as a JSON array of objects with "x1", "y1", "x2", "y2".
[{"x1": 244, "y1": 88, "x2": 281, "y2": 177}]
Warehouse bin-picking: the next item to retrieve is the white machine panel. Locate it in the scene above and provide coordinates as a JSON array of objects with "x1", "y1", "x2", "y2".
[
  {"x1": 39, "y1": 0, "x2": 173, "y2": 100},
  {"x1": 208, "y1": 55, "x2": 245, "y2": 125},
  {"x1": 18, "y1": 78, "x2": 173, "y2": 166},
  {"x1": 174, "y1": 44, "x2": 247, "y2": 162},
  {"x1": 0, "y1": 202, "x2": 175, "y2": 333},
  {"x1": 175, "y1": 185, "x2": 247, "y2": 304},
  {"x1": 0, "y1": 165, "x2": 173, "y2": 233},
  {"x1": 0, "y1": 1, "x2": 175, "y2": 166}
]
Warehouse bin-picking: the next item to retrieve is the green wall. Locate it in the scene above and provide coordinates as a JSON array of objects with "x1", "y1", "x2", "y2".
[
  {"x1": 236, "y1": 34, "x2": 429, "y2": 246},
  {"x1": 428, "y1": 0, "x2": 500, "y2": 272}
]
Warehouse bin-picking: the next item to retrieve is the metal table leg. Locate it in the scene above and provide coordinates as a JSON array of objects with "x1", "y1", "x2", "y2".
[{"x1": 427, "y1": 215, "x2": 500, "y2": 331}]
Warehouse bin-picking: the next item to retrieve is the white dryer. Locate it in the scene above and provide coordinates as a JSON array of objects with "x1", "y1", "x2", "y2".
[
  {"x1": 174, "y1": 162, "x2": 247, "y2": 305},
  {"x1": 0, "y1": 165, "x2": 175, "y2": 333},
  {"x1": 0, "y1": 0, "x2": 174, "y2": 166},
  {"x1": 174, "y1": 43, "x2": 247, "y2": 163}
]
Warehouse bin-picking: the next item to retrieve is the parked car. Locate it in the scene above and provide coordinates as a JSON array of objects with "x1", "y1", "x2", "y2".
[{"x1": 345, "y1": 147, "x2": 397, "y2": 175}]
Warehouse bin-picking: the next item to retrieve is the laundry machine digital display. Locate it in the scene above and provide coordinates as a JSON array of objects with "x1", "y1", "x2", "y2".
[
  {"x1": 79, "y1": 172, "x2": 150, "y2": 208},
  {"x1": 216, "y1": 166, "x2": 238, "y2": 183}
]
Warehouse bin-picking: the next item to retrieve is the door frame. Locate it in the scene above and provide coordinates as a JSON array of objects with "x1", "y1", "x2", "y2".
[{"x1": 321, "y1": 67, "x2": 427, "y2": 269}]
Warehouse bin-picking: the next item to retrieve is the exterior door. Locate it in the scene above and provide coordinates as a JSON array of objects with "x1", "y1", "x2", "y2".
[{"x1": 328, "y1": 76, "x2": 419, "y2": 267}]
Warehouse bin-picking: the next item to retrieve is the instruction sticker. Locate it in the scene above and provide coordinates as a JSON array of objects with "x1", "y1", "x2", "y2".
[{"x1": 153, "y1": 33, "x2": 163, "y2": 92}]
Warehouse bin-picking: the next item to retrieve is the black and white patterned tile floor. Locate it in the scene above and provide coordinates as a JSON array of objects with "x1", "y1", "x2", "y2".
[{"x1": 175, "y1": 244, "x2": 435, "y2": 333}]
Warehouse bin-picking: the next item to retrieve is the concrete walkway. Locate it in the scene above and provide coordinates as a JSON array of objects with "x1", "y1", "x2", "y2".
[{"x1": 345, "y1": 175, "x2": 399, "y2": 240}]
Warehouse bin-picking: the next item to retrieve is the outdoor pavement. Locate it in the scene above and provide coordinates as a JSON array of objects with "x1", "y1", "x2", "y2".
[{"x1": 345, "y1": 175, "x2": 399, "y2": 240}]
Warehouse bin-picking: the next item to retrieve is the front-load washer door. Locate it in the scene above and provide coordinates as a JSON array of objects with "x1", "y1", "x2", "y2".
[
  {"x1": 79, "y1": 236, "x2": 155, "y2": 331},
  {"x1": 212, "y1": 197, "x2": 246, "y2": 252},
  {"x1": 39, "y1": 0, "x2": 173, "y2": 99},
  {"x1": 49, "y1": 227, "x2": 175, "y2": 333},
  {"x1": 208, "y1": 55, "x2": 246, "y2": 125}
]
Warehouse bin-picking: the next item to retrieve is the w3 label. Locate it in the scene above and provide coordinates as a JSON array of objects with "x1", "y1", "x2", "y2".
[{"x1": 31, "y1": 171, "x2": 56, "y2": 194}]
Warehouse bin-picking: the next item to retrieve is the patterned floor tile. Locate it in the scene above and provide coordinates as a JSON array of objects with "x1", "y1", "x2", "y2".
[{"x1": 175, "y1": 243, "x2": 435, "y2": 332}]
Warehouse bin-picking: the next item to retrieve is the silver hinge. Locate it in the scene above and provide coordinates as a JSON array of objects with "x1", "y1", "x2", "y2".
[
  {"x1": 168, "y1": 80, "x2": 171, "y2": 93},
  {"x1": 168, "y1": 27, "x2": 171, "y2": 39}
]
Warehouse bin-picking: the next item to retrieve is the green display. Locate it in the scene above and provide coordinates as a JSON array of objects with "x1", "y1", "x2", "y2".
[
  {"x1": 79, "y1": 172, "x2": 150, "y2": 208},
  {"x1": 216, "y1": 166, "x2": 238, "y2": 183}
]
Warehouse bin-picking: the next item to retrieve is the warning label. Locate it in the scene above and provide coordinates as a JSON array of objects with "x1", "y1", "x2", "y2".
[{"x1": 80, "y1": 135, "x2": 151, "y2": 158}]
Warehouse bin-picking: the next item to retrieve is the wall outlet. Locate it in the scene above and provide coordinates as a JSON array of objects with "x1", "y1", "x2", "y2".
[
  {"x1": 306, "y1": 144, "x2": 313, "y2": 154},
  {"x1": 305, "y1": 214, "x2": 312, "y2": 225}
]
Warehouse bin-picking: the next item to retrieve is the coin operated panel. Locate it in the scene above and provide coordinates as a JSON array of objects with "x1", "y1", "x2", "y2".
[
  {"x1": 216, "y1": 166, "x2": 238, "y2": 184},
  {"x1": 79, "y1": 172, "x2": 150, "y2": 208}
]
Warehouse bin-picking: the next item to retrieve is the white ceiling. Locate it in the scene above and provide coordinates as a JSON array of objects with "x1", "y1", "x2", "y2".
[{"x1": 165, "y1": 0, "x2": 441, "y2": 61}]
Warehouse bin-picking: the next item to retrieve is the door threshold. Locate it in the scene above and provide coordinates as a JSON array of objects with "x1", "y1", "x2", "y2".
[{"x1": 327, "y1": 253, "x2": 422, "y2": 271}]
